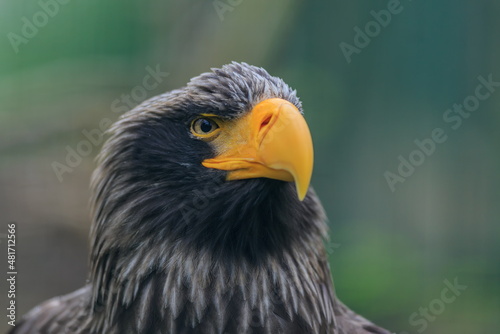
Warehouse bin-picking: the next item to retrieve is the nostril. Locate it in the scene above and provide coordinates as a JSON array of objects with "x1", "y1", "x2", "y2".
[
  {"x1": 257, "y1": 113, "x2": 278, "y2": 146},
  {"x1": 260, "y1": 115, "x2": 272, "y2": 130}
]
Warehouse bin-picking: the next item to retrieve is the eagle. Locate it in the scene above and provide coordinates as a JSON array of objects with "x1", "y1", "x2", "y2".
[{"x1": 12, "y1": 62, "x2": 391, "y2": 334}]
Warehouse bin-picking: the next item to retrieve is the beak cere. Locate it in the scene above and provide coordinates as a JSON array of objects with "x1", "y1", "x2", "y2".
[{"x1": 202, "y1": 98, "x2": 314, "y2": 200}]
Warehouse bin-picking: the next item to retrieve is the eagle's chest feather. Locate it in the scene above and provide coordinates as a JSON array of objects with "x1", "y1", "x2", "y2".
[{"x1": 88, "y1": 243, "x2": 336, "y2": 334}]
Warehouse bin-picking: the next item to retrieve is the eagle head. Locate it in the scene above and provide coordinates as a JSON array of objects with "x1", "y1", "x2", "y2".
[{"x1": 90, "y1": 62, "x2": 325, "y2": 264}]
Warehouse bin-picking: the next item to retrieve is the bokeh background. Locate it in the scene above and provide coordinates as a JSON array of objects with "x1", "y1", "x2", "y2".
[{"x1": 1, "y1": 0, "x2": 499, "y2": 333}]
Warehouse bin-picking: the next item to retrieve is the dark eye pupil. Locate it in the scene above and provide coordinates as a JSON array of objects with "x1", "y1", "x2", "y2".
[{"x1": 200, "y1": 119, "x2": 213, "y2": 133}]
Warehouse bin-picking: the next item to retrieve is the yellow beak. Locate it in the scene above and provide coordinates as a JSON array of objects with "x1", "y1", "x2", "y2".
[{"x1": 202, "y1": 98, "x2": 314, "y2": 200}]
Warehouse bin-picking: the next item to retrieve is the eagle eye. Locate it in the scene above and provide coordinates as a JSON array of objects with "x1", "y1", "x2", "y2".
[{"x1": 191, "y1": 117, "x2": 220, "y2": 138}]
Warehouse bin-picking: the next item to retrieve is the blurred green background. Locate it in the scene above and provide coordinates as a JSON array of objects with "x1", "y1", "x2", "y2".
[{"x1": 1, "y1": 0, "x2": 499, "y2": 333}]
